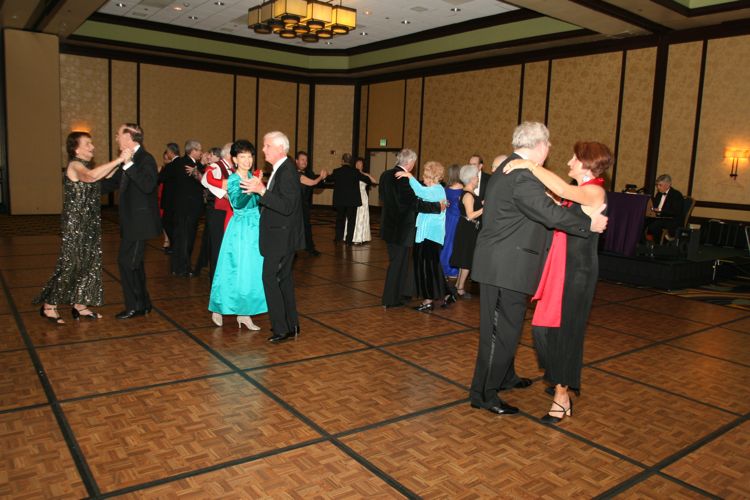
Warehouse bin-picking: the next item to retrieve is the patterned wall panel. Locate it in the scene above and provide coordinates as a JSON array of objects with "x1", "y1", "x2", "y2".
[
  {"x1": 366, "y1": 81, "x2": 404, "y2": 150},
  {"x1": 693, "y1": 34, "x2": 750, "y2": 209},
  {"x1": 358, "y1": 85, "x2": 368, "y2": 157},
  {"x1": 140, "y1": 64, "x2": 233, "y2": 161},
  {"x1": 296, "y1": 83, "x2": 309, "y2": 154},
  {"x1": 258, "y1": 78, "x2": 297, "y2": 166},
  {"x1": 403, "y1": 78, "x2": 423, "y2": 158},
  {"x1": 521, "y1": 60, "x2": 549, "y2": 124},
  {"x1": 235, "y1": 76, "x2": 257, "y2": 146},
  {"x1": 656, "y1": 41, "x2": 702, "y2": 194},
  {"x1": 110, "y1": 60, "x2": 137, "y2": 156},
  {"x1": 616, "y1": 48, "x2": 656, "y2": 192},
  {"x1": 60, "y1": 54, "x2": 109, "y2": 167},
  {"x1": 422, "y1": 66, "x2": 521, "y2": 169},
  {"x1": 547, "y1": 53, "x2": 622, "y2": 182}
]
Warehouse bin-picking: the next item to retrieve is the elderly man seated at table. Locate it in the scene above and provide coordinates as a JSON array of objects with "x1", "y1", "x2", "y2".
[{"x1": 645, "y1": 174, "x2": 684, "y2": 241}]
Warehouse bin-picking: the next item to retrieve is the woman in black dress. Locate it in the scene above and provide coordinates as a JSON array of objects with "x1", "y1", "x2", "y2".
[
  {"x1": 450, "y1": 164, "x2": 483, "y2": 298},
  {"x1": 34, "y1": 131, "x2": 130, "y2": 324},
  {"x1": 505, "y1": 141, "x2": 610, "y2": 424}
]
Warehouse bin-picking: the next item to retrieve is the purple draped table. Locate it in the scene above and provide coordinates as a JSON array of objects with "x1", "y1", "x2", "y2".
[{"x1": 602, "y1": 192, "x2": 650, "y2": 257}]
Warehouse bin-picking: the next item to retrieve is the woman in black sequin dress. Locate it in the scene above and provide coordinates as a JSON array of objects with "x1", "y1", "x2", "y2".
[{"x1": 34, "y1": 131, "x2": 131, "y2": 324}]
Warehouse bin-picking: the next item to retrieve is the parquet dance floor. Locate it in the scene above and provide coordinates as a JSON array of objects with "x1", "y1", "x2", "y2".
[{"x1": 1, "y1": 209, "x2": 748, "y2": 498}]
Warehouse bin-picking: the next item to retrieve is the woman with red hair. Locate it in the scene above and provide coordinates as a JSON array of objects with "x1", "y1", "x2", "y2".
[{"x1": 505, "y1": 141, "x2": 610, "y2": 424}]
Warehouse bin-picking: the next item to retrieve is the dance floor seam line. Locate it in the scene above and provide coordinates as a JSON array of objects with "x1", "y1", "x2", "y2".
[
  {"x1": 0, "y1": 271, "x2": 102, "y2": 497},
  {"x1": 32, "y1": 327, "x2": 180, "y2": 349}
]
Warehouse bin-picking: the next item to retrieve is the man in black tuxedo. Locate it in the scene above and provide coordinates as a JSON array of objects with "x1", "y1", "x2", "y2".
[
  {"x1": 296, "y1": 151, "x2": 327, "y2": 256},
  {"x1": 469, "y1": 154, "x2": 491, "y2": 202},
  {"x1": 161, "y1": 140, "x2": 204, "y2": 277},
  {"x1": 469, "y1": 122, "x2": 608, "y2": 415},
  {"x1": 108, "y1": 123, "x2": 162, "y2": 319},
  {"x1": 242, "y1": 131, "x2": 305, "y2": 343},
  {"x1": 379, "y1": 148, "x2": 443, "y2": 308},
  {"x1": 646, "y1": 174, "x2": 684, "y2": 239},
  {"x1": 328, "y1": 153, "x2": 371, "y2": 245}
]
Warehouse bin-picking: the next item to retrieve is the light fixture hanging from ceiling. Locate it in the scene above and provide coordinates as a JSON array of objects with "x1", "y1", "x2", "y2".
[{"x1": 248, "y1": 0, "x2": 356, "y2": 43}]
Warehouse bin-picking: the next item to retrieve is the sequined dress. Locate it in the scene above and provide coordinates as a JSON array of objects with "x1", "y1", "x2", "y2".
[{"x1": 34, "y1": 160, "x2": 104, "y2": 306}]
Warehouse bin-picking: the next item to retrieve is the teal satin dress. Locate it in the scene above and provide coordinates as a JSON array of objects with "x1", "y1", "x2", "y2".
[{"x1": 208, "y1": 173, "x2": 268, "y2": 315}]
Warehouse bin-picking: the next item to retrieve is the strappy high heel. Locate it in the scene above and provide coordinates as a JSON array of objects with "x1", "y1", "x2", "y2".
[
  {"x1": 72, "y1": 305, "x2": 102, "y2": 320},
  {"x1": 540, "y1": 398, "x2": 573, "y2": 424},
  {"x1": 237, "y1": 316, "x2": 260, "y2": 330},
  {"x1": 39, "y1": 305, "x2": 65, "y2": 325},
  {"x1": 211, "y1": 312, "x2": 223, "y2": 326}
]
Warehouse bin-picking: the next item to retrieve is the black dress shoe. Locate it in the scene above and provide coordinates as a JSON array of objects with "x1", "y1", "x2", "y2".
[
  {"x1": 414, "y1": 302, "x2": 434, "y2": 312},
  {"x1": 267, "y1": 331, "x2": 294, "y2": 343},
  {"x1": 115, "y1": 309, "x2": 145, "y2": 320},
  {"x1": 513, "y1": 378, "x2": 533, "y2": 389},
  {"x1": 470, "y1": 401, "x2": 519, "y2": 415},
  {"x1": 306, "y1": 249, "x2": 321, "y2": 256}
]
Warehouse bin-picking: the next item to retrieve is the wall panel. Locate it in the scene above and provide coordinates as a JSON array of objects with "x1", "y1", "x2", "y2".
[
  {"x1": 657, "y1": 41, "x2": 702, "y2": 193},
  {"x1": 521, "y1": 60, "x2": 548, "y2": 124},
  {"x1": 60, "y1": 55, "x2": 109, "y2": 168},
  {"x1": 235, "y1": 76, "x2": 257, "y2": 146},
  {"x1": 366, "y1": 81, "x2": 404, "y2": 150},
  {"x1": 312, "y1": 84, "x2": 354, "y2": 206},
  {"x1": 421, "y1": 66, "x2": 521, "y2": 170},
  {"x1": 403, "y1": 78, "x2": 423, "y2": 158},
  {"x1": 140, "y1": 65, "x2": 233, "y2": 160},
  {"x1": 110, "y1": 60, "x2": 137, "y2": 156},
  {"x1": 547, "y1": 53, "x2": 622, "y2": 180},
  {"x1": 693, "y1": 34, "x2": 750, "y2": 210},
  {"x1": 258, "y1": 78, "x2": 297, "y2": 166},
  {"x1": 358, "y1": 85, "x2": 368, "y2": 157},
  {"x1": 296, "y1": 83, "x2": 309, "y2": 154},
  {"x1": 616, "y1": 48, "x2": 656, "y2": 192}
]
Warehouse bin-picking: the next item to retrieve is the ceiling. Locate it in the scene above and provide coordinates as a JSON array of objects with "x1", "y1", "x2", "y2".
[{"x1": 2, "y1": 0, "x2": 750, "y2": 78}]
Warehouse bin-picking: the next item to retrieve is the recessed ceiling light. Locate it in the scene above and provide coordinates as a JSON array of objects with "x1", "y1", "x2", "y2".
[
  {"x1": 359, "y1": 31, "x2": 367, "y2": 36},
  {"x1": 116, "y1": 2, "x2": 126, "y2": 7},
  {"x1": 364, "y1": 10, "x2": 371, "y2": 15},
  {"x1": 188, "y1": 15, "x2": 197, "y2": 19},
  {"x1": 214, "y1": 1, "x2": 224, "y2": 5},
  {"x1": 450, "y1": 7, "x2": 461, "y2": 12},
  {"x1": 401, "y1": 19, "x2": 410, "y2": 24},
  {"x1": 173, "y1": 5, "x2": 183, "y2": 10},
  {"x1": 325, "y1": 41, "x2": 332, "y2": 45}
]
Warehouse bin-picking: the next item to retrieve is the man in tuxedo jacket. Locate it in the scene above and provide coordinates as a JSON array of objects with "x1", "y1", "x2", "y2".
[
  {"x1": 242, "y1": 131, "x2": 305, "y2": 343},
  {"x1": 469, "y1": 154, "x2": 491, "y2": 203},
  {"x1": 328, "y1": 152, "x2": 372, "y2": 245},
  {"x1": 469, "y1": 122, "x2": 608, "y2": 415},
  {"x1": 379, "y1": 148, "x2": 443, "y2": 308},
  {"x1": 161, "y1": 140, "x2": 204, "y2": 276},
  {"x1": 108, "y1": 123, "x2": 162, "y2": 319},
  {"x1": 646, "y1": 174, "x2": 684, "y2": 239}
]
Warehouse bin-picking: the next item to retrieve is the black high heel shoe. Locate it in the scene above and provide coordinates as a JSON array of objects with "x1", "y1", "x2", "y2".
[
  {"x1": 39, "y1": 305, "x2": 65, "y2": 325},
  {"x1": 540, "y1": 398, "x2": 573, "y2": 424},
  {"x1": 441, "y1": 293, "x2": 457, "y2": 307},
  {"x1": 71, "y1": 305, "x2": 101, "y2": 320},
  {"x1": 415, "y1": 302, "x2": 434, "y2": 312}
]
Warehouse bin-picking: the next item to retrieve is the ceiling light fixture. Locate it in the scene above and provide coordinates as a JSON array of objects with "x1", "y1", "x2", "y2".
[
  {"x1": 248, "y1": 0, "x2": 356, "y2": 43},
  {"x1": 450, "y1": 7, "x2": 461, "y2": 12},
  {"x1": 116, "y1": 2, "x2": 126, "y2": 7},
  {"x1": 401, "y1": 19, "x2": 410, "y2": 24},
  {"x1": 188, "y1": 15, "x2": 197, "y2": 19},
  {"x1": 214, "y1": 1, "x2": 224, "y2": 4}
]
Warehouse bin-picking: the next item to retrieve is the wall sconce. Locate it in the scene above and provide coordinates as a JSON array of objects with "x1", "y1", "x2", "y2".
[{"x1": 724, "y1": 148, "x2": 750, "y2": 180}]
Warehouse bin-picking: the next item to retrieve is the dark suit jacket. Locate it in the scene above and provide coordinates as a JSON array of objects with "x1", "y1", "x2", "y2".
[
  {"x1": 379, "y1": 165, "x2": 420, "y2": 246},
  {"x1": 157, "y1": 157, "x2": 179, "y2": 210},
  {"x1": 328, "y1": 164, "x2": 371, "y2": 207},
  {"x1": 105, "y1": 146, "x2": 162, "y2": 241},
  {"x1": 258, "y1": 157, "x2": 305, "y2": 257},
  {"x1": 472, "y1": 154, "x2": 591, "y2": 295},
  {"x1": 653, "y1": 188, "x2": 684, "y2": 219},
  {"x1": 478, "y1": 171, "x2": 491, "y2": 202},
  {"x1": 159, "y1": 155, "x2": 204, "y2": 214}
]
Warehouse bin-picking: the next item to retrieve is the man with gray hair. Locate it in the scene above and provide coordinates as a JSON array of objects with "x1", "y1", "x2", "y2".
[
  {"x1": 379, "y1": 148, "x2": 444, "y2": 308},
  {"x1": 469, "y1": 121, "x2": 608, "y2": 415},
  {"x1": 242, "y1": 131, "x2": 305, "y2": 343},
  {"x1": 646, "y1": 173, "x2": 684, "y2": 240}
]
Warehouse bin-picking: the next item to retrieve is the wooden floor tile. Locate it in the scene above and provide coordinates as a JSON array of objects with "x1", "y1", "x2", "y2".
[
  {"x1": 0, "y1": 314, "x2": 24, "y2": 351},
  {"x1": 614, "y1": 475, "x2": 707, "y2": 499},
  {"x1": 430, "y1": 297, "x2": 482, "y2": 328},
  {"x1": 722, "y1": 315, "x2": 750, "y2": 334},
  {"x1": 0, "y1": 253, "x2": 61, "y2": 270},
  {"x1": 596, "y1": 344, "x2": 750, "y2": 414},
  {"x1": 38, "y1": 331, "x2": 229, "y2": 399},
  {"x1": 343, "y1": 278, "x2": 386, "y2": 298},
  {"x1": 518, "y1": 369, "x2": 735, "y2": 466},
  {"x1": 119, "y1": 442, "x2": 400, "y2": 499},
  {"x1": 253, "y1": 350, "x2": 466, "y2": 434},
  {"x1": 155, "y1": 296, "x2": 223, "y2": 329},
  {"x1": 295, "y1": 283, "x2": 381, "y2": 314},
  {"x1": 664, "y1": 420, "x2": 750, "y2": 499},
  {"x1": 588, "y1": 304, "x2": 707, "y2": 341},
  {"x1": 582, "y1": 325, "x2": 654, "y2": 363},
  {"x1": 669, "y1": 327, "x2": 750, "y2": 366},
  {"x1": 22, "y1": 304, "x2": 176, "y2": 347},
  {"x1": 307, "y1": 263, "x2": 386, "y2": 283},
  {"x1": 63, "y1": 374, "x2": 321, "y2": 493},
  {"x1": 0, "y1": 408, "x2": 86, "y2": 498},
  {"x1": 0, "y1": 350, "x2": 46, "y2": 410},
  {"x1": 191, "y1": 318, "x2": 365, "y2": 369},
  {"x1": 627, "y1": 294, "x2": 749, "y2": 326},
  {"x1": 595, "y1": 281, "x2": 659, "y2": 302},
  {"x1": 2, "y1": 267, "x2": 75, "y2": 288},
  {"x1": 311, "y1": 305, "x2": 464, "y2": 345},
  {"x1": 342, "y1": 404, "x2": 643, "y2": 497}
]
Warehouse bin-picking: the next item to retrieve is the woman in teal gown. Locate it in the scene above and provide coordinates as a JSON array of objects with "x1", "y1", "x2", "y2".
[{"x1": 208, "y1": 140, "x2": 267, "y2": 330}]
